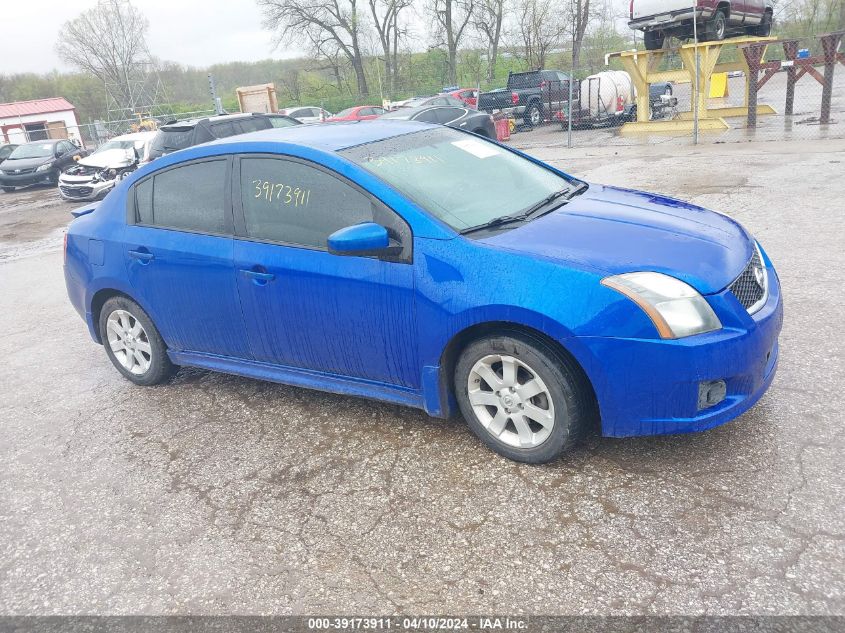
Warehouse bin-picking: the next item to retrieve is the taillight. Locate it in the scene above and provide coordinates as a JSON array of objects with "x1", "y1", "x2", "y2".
[
  {"x1": 540, "y1": 80, "x2": 547, "y2": 89},
  {"x1": 511, "y1": 92, "x2": 519, "y2": 105}
]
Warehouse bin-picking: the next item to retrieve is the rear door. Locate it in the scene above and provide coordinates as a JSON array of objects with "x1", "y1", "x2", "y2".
[{"x1": 123, "y1": 156, "x2": 250, "y2": 358}]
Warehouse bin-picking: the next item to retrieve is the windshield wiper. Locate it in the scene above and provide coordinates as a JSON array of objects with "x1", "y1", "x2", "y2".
[
  {"x1": 459, "y1": 182, "x2": 589, "y2": 236},
  {"x1": 460, "y1": 213, "x2": 529, "y2": 235}
]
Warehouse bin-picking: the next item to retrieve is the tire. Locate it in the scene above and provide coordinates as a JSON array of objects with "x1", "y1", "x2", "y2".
[
  {"x1": 2, "y1": 187, "x2": 14, "y2": 193},
  {"x1": 755, "y1": 11, "x2": 772, "y2": 37},
  {"x1": 644, "y1": 29, "x2": 665, "y2": 51},
  {"x1": 705, "y1": 9, "x2": 728, "y2": 42},
  {"x1": 523, "y1": 102, "x2": 542, "y2": 128},
  {"x1": 98, "y1": 296, "x2": 175, "y2": 386},
  {"x1": 454, "y1": 332, "x2": 594, "y2": 464}
]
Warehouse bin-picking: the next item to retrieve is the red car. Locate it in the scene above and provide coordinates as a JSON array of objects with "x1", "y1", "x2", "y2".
[
  {"x1": 325, "y1": 106, "x2": 387, "y2": 122},
  {"x1": 446, "y1": 88, "x2": 478, "y2": 109}
]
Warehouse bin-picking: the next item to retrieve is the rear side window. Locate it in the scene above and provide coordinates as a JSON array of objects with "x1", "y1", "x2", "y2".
[
  {"x1": 149, "y1": 128, "x2": 193, "y2": 159},
  {"x1": 135, "y1": 159, "x2": 228, "y2": 234},
  {"x1": 239, "y1": 157, "x2": 373, "y2": 248},
  {"x1": 235, "y1": 117, "x2": 271, "y2": 134},
  {"x1": 209, "y1": 121, "x2": 237, "y2": 138}
]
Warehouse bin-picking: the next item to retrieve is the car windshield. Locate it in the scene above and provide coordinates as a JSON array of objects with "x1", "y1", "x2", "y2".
[
  {"x1": 342, "y1": 127, "x2": 573, "y2": 231},
  {"x1": 93, "y1": 140, "x2": 136, "y2": 153},
  {"x1": 335, "y1": 108, "x2": 356, "y2": 117},
  {"x1": 9, "y1": 143, "x2": 55, "y2": 159}
]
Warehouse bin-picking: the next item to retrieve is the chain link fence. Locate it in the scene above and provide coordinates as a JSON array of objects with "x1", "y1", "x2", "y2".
[{"x1": 469, "y1": 30, "x2": 845, "y2": 150}]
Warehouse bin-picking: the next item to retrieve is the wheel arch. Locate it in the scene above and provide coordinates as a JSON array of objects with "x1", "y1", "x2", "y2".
[
  {"x1": 716, "y1": 1, "x2": 731, "y2": 18},
  {"x1": 436, "y1": 320, "x2": 600, "y2": 427},
  {"x1": 89, "y1": 288, "x2": 139, "y2": 344}
]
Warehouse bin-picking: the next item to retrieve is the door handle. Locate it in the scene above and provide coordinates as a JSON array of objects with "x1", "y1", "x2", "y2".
[
  {"x1": 240, "y1": 268, "x2": 275, "y2": 282},
  {"x1": 128, "y1": 249, "x2": 154, "y2": 263}
]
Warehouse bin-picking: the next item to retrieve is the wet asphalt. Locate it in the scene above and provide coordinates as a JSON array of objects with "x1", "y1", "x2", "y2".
[{"x1": 1, "y1": 138, "x2": 843, "y2": 615}]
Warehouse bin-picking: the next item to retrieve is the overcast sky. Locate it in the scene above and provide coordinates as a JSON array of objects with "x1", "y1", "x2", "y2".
[{"x1": 1, "y1": 0, "x2": 294, "y2": 75}]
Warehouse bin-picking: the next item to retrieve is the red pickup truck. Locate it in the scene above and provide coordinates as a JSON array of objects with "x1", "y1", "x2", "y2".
[{"x1": 629, "y1": 1, "x2": 774, "y2": 50}]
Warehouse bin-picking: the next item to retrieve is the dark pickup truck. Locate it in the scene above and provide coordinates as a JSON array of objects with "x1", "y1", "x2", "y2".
[{"x1": 478, "y1": 69, "x2": 577, "y2": 128}]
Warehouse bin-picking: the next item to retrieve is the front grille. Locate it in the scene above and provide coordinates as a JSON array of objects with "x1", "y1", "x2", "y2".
[
  {"x1": 7, "y1": 167, "x2": 35, "y2": 175},
  {"x1": 729, "y1": 249, "x2": 766, "y2": 312},
  {"x1": 60, "y1": 185, "x2": 94, "y2": 198}
]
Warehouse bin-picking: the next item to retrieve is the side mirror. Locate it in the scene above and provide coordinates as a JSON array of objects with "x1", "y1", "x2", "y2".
[{"x1": 327, "y1": 222, "x2": 401, "y2": 258}]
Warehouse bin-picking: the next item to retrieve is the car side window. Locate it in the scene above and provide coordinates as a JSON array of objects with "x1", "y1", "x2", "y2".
[
  {"x1": 413, "y1": 109, "x2": 440, "y2": 124},
  {"x1": 372, "y1": 107, "x2": 385, "y2": 115},
  {"x1": 135, "y1": 159, "x2": 229, "y2": 234},
  {"x1": 358, "y1": 107, "x2": 373, "y2": 116},
  {"x1": 210, "y1": 121, "x2": 237, "y2": 138},
  {"x1": 435, "y1": 107, "x2": 465, "y2": 124},
  {"x1": 239, "y1": 157, "x2": 374, "y2": 249}
]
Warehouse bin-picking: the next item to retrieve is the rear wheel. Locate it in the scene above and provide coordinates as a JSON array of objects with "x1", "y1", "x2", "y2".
[
  {"x1": 644, "y1": 29, "x2": 665, "y2": 51},
  {"x1": 705, "y1": 9, "x2": 728, "y2": 42},
  {"x1": 523, "y1": 102, "x2": 542, "y2": 128},
  {"x1": 454, "y1": 332, "x2": 593, "y2": 463},
  {"x1": 99, "y1": 296, "x2": 174, "y2": 386}
]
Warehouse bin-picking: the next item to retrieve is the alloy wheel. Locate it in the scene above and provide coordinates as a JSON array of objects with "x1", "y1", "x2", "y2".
[
  {"x1": 467, "y1": 354, "x2": 555, "y2": 449},
  {"x1": 106, "y1": 309, "x2": 152, "y2": 375}
]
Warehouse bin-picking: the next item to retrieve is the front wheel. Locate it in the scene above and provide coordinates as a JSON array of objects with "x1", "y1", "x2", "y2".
[
  {"x1": 644, "y1": 29, "x2": 665, "y2": 51},
  {"x1": 454, "y1": 332, "x2": 593, "y2": 463},
  {"x1": 99, "y1": 296, "x2": 175, "y2": 386}
]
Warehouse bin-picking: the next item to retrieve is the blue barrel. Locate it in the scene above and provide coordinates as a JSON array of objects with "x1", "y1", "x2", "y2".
[{"x1": 798, "y1": 49, "x2": 810, "y2": 59}]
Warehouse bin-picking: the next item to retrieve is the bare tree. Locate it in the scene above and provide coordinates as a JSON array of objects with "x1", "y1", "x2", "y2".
[
  {"x1": 474, "y1": 0, "x2": 506, "y2": 82},
  {"x1": 563, "y1": 0, "x2": 592, "y2": 71},
  {"x1": 55, "y1": 0, "x2": 152, "y2": 112},
  {"x1": 258, "y1": 0, "x2": 370, "y2": 97},
  {"x1": 369, "y1": 0, "x2": 413, "y2": 97},
  {"x1": 516, "y1": 0, "x2": 566, "y2": 69},
  {"x1": 431, "y1": 0, "x2": 476, "y2": 86}
]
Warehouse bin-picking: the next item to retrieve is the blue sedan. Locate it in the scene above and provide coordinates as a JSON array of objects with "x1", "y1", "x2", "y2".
[{"x1": 64, "y1": 122, "x2": 782, "y2": 463}]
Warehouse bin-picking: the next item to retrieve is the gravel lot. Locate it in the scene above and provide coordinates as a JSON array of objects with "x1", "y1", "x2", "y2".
[{"x1": 1, "y1": 138, "x2": 844, "y2": 616}]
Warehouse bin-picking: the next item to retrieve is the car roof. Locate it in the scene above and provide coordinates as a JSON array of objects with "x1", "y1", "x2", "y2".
[
  {"x1": 18, "y1": 139, "x2": 61, "y2": 146},
  {"x1": 109, "y1": 131, "x2": 158, "y2": 142},
  {"x1": 380, "y1": 105, "x2": 466, "y2": 120},
  {"x1": 206, "y1": 120, "x2": 436, "y2": 152},
  {"x1": 161, "y1": 113, "x2": 259, "y2": 129}
]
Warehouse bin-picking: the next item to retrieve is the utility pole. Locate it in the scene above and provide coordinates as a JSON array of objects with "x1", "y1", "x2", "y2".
[{"x1": 208, "y1": 74, "x2": 224, "y2": 115}]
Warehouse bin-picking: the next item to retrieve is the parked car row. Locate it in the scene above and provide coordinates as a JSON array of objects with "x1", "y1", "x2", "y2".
[{"x1": 0, "y1": 112, "x2": 301, "y2": 200}]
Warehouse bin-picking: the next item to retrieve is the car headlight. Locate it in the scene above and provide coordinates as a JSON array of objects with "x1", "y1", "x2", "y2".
[
  {"x1": 602, "y1": 272, "x2": 722, "y2": 339},
  {"x1": 36, "y1": 163, "x2": 52, "y2": 172}
]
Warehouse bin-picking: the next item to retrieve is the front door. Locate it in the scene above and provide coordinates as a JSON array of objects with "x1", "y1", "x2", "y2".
[
  {"x1": 232, "y1": 155, "x2": 418, "y2": 388},
  {"x1": 123, "y1": 157, "x2": 250, "y2": 358}
]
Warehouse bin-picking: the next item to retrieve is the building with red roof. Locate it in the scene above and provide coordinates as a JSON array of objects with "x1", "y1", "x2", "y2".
[{"x1": 0, "y1": 97, "x2": 81, "y2": 146}]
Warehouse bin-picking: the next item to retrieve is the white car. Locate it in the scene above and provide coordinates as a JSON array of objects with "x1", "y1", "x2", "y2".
[
  {"x1": 58, "y1": 131, "x2": 157, "y2": 202},
  {"x1": 278, "y1": 106, "x2": 332, "y2": 124}
]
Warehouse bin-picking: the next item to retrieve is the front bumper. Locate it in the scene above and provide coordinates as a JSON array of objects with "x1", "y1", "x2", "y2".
[
  {"x1": 58, "y1": 175, "x2": 114, "y2": 201},
  {"x1": 0, "y1": 170, "x2": 54, "y2": 187},
  {"x1": 579, "y1": 270, "x2": 783, "y2": 438},
  {"x1": 629, "y1": 8, "x2": 710, "y2": 31}
]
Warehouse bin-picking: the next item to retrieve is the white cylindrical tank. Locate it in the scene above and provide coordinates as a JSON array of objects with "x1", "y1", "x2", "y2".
[{"x1": 579, "y1": 71, "x2": 635, "y2": 118}]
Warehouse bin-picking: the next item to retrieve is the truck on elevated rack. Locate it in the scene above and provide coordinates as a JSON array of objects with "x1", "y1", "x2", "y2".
[{"x1": 629, "y1": 0, "x2": 774, "y2": 50}]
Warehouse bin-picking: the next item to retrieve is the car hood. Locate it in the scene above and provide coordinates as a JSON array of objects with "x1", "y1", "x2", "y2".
[
  {"x1": 78, "y1": 149, "x2": 134, "y2": 169},
  {"x1": 1, "y1": 156, "x2": 52, "y2": 170},
  {"x1": 479, "y1": 184, "x2": 753, "y2": 294}
]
